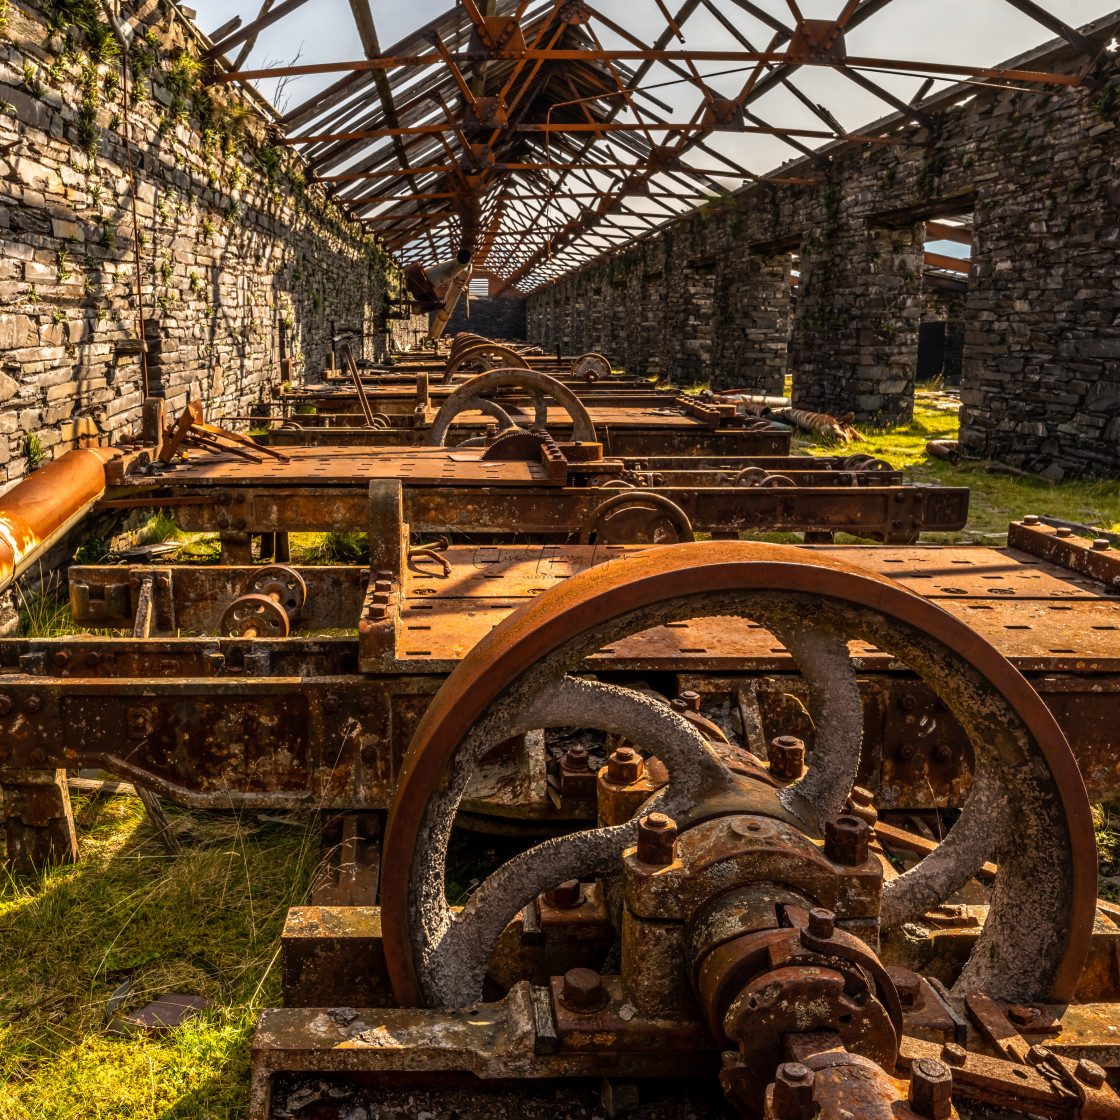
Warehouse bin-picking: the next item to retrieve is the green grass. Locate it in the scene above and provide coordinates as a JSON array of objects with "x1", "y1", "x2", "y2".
[
  {"x1": 288, "y1": 531, "x2": 368, "y2": 564},
  {"x1": 0, "y1": 794, "x2": 316, "y2": 1119},
  {"x1": 776, "y1": 384, "x2": 1120, "y2": 545}
]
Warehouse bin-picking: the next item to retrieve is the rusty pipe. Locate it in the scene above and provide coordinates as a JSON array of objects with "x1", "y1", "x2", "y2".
[
  {"x1": 926, "y1": 439, "x2": 961, "y2": 466},
  {"x1": 427, "y1": 260, "x2": 474, "y2": 345},
  {"x1": 0, "y1": 446, "x2": 121, "y2": 593}
]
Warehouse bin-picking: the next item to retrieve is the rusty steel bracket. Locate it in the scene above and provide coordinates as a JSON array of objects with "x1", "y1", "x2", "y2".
[{"x1": 1009, "y1": 520, "x2": 1120, "y2": 593}]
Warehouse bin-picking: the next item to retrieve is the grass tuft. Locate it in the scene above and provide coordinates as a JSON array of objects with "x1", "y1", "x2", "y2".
[
  {"x1": 289, "y1": 531, "x2": 368, "y2": 564},
  {"x1": 0, "y1": 794, "x2": 316, "y2": 1117}
]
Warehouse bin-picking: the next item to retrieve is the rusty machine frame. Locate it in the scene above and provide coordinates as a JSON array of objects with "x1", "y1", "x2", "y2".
[
  {"x1": 0, "y1": 362, "x2": 1119, "y2": 1118},
  {"x1": 5, "y1": 1, "x2": 1120, "y2": 1116}
]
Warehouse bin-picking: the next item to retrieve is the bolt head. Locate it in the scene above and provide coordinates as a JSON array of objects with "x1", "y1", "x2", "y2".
[
  {"x1": 1023, "y1": 515, "x2": 1039, "y2": 526},
  {"x1": 636, "y1": 813, "x2": 677, "y2": 865},
  {"x1": 940, "y1": 1042, "x2": 967, "y2": 1067},
  {"x1": 910, "y1": 1057, "x2": 953, "y2": 1120},
  {"x1": 53, "y1": 651, "x2": 70, "y2": 668},
  {"x1": 29, "y1": 746, "x2": 46, "y2": 765},
  {"x1": 900, "y1": 692, "x2": 918, "y2": 711},
  {"x1": 933, "y1": 744, "x2": 953, "y2": 763},
  {"x1": 773, "y1": 1062, "x2": 815, "y2": 1120},
  {"x1": 563, "y1": 745, "x2": 589, "y2": 771},
  {"x1": 324, "y1": 695, "x2": 340, "y2": 712},
  {"x1": 1093, "y1": 539, "x2": 1111, "y2": 551},
  {"x1": 897, "y1": 742, "x2": 916, "y2": 761},
  {"x1": 807, "y1": 907, "x2": 834, "y2": 939},
  {"x1": 560, "y1": 967, "x2": 606, "y2": 1012},
  {"x1": 543, "y1": 879, "x2": 583, "y2": 910},
  {"x1": 0, "y1": 695, "x2": 13, "y2": 716},
  {"x1": 824, "y1": 814, "x2": 870, "y2": 866},
  {"x1": 606, "y1": 746, "x2": 642, "y2": 784},
  {"x1": 886, "y1": 965, "x2": 924, "y2": 1010},
  {"x1": 1056, "y1": 527, "x2": 1073, "y2": 538},
  {"x1": 26, "y1": 696, "x2": 42, "y2": 713},
  {"x1": 1076, "y1": 1059, "x2": 1106, "y2": 1088},
  {"x1": 770, "y1": 735, "x2": 805, "y2": 780},
  {"x1": 680, "y1": 689, "x2": 700, "y2": 712}
]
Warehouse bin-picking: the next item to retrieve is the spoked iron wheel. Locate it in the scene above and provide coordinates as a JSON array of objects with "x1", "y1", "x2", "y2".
[{"x1": 381, "y1": 542, "x2": 1095, "y2": 1014}]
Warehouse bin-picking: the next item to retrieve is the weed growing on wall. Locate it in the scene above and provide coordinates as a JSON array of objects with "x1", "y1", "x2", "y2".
[{"x1": 21, "y1": 432, "x2": 46, "y2": 468}]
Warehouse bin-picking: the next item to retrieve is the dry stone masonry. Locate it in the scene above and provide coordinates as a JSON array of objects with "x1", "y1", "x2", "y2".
[
  {"x1": 0, "y1": 0, "x2": 424, "y2": 489},
  {"x1": 526, "y1": 18, "x2": 1120, "y2": 478}
]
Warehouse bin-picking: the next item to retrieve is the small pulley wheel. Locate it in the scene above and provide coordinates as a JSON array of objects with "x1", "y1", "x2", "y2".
[
  {"x1": 220, "y1": 593, "x2": 290, "y2": 638},
  {"x1": 570, "y1": 353, "x2": 611, "y2": 382},
  {"x1": 734, "y1": 467, "x2": 769, "y2": 487},
  {"x1": 243, "y1": 565, "x2": 307, "y2": 619}
]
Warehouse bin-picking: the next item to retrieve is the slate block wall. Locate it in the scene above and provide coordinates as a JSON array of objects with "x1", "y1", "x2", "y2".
[
  {"x1": 526, "y1": 23, "x2": 1120, "y2": 476},
  {"x1": 0, "y1": 0, "x2": 424, "y2": 489},
  {"x1": 444, "y1": 293, "x2": 526, "y2": 340}
]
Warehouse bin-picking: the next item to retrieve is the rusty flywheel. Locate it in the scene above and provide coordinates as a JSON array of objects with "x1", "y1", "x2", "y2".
[{"x1": 381, "y1": 542, "x2": 1096, "y2": 1015}]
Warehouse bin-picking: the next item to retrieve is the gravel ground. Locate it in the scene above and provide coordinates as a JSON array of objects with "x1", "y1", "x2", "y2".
[{"x1": 270, "y1": 1076, "x2": 735, "y2": 1119}]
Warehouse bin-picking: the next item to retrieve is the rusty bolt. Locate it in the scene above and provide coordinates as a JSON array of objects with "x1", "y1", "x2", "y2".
[
  {"x1": 824, "y1": 814, "x2": 869, "y2": 866},
  {"x1": 1023, "y1": 515, "x2": 1039, "y2": 526},
  {"x1": 670, "y1": 698, "x2": 688, "y2": 715},
  {"x1": 772, "y1": 1063, "x2": 815, "y2": 1120},
  {"x1": 26, "y1": 696, "x2": 42, "y2": 714},
  {"x1": 86, "y1": 652, "x2": 101, "y2": 667},
  {"x1": 886, "y1": 965, "x2": 924, "y2": 1010},
  {"x1": 845, "y1": 785, "x2": 878, "y2": 829},
  {"x1": 0, "y1": 695, "x2": 12, "y2": 716},
  {"x1": 900, "y1": 692, "x2": 918, "y2": 711},
  {"x1": 636, "y1": 812, "x2": 677, "y2": 865},
  {"x1": 1093, "y1": 539, "x2": 1111, "y2": 552},
  {"x1": 807, "y1": 907, "x2": 834, "y2": 939},
  {"x1": 366, "y1": 605, "x2": 386, "y2": 620},
  {"x1": 1026, "y1": 1046, "x2": 1052, "y2": 1067},
  {"x1": 679, "y1": 690, "x2": 701, "y2": 712},
  {"x1": 940, "y1": 1042, "x2": 968, "y2": 1067},
  {"x1": 29, "y1": 746, "x2": 46, "y2": 765},
  {"x1": 157, "y1": 576, "x2": 170, "y2": 589},
  {"x1": 560, "y1": 967, "x2": 606, "y2": 1012},
  {"x1": 1056, "y1": 527, "x2": 1073, "y2": 538},
  {"x1": 324, "y1": 694, "x2": 341, "y2": 712},
  {"x1": 374, "y1": 579, "x2": 393, "y2": 594},
  {"x1": 53, "y1": 651, "x2": 70, "y2": 669},
  {"x1": 544, "y1": 879, "x2": 583, "y2": 909},
  {"x1": 770, "y1": 735, "x2": 805, "y2": 780},
  {"x1": 563, "y1": 745, "x2": 589, "y2": 771},
  {"x1": 933, "y1": 744, "x2": 953, "y2": 763},
  {"x1": 607, "y1": 746, "x2": 642, "y2": 784},
  {"x1": 1076, "y1": 1060, "x2": 1107, "y2": 1088},
  {"x1": 897, "y1": 742, "x2": 916, "y2": 761},
  {"x1": 909, "y1": 1057, "x2": 953, "y2": 1120}
]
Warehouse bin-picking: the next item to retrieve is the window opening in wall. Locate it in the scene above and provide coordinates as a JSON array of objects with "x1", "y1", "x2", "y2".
[
  {"x1": 918, "y1": 214, "x2": 972, "y2": 386},
  {"x1": 468, "y1": 278, "x2": 489, "y2": 298}
]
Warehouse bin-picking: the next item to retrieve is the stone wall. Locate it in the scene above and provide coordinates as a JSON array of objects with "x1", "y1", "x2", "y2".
[
  {"x1": 525, "y1": 18, "x2": 1120, "y2": 477},
  {"x1": 0, "y1": 0, "x2": 424, "y2": 488},
  {"x1": 444, "y1": 292, "x2": 527, "y2": 340}
]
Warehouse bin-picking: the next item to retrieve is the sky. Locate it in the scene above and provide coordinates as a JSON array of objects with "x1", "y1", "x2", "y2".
[{"x1": 183, "y1": 1, "x2": 1120, "y2": 276}]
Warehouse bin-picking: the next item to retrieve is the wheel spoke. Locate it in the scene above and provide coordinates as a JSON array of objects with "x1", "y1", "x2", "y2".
[{"x1": 414, "y1": 675, "x2": 726, "y2": 1006}]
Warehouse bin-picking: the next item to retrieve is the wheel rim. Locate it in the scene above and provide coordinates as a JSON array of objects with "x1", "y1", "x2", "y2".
[
  {"x1": 381, "y1": 541, "x2": 1095, "y2": 1009},
  {"x1": 427, "y1": 368, "x2": 597, "y2": 446}
]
